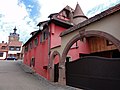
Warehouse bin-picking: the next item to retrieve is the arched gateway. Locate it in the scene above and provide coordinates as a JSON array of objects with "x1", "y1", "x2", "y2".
[
  {"x1": 58, "y1": 30, "x2": 120, "y2": 84},
  {"x1": 49, "y1": 4, "x2": 120, "y2": 88}
]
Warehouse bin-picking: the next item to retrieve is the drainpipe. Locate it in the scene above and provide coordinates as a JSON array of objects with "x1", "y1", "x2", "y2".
[{"x1": 47, "y1": 24, "x2": 51, "y2": 79}]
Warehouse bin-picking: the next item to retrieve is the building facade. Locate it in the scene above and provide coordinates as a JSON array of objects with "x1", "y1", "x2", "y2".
[
  {"x1": 7, "y1": 27, "x2": 23, "y2": 60},
  {"x1": 0, "y1": 27, "x2": 23, "y2": 60},
  {"x1": 23, "y1": 3, "x2": 120, "y2": 89},
  {"x1": 23, "y1": 3, "x2": 89, "y2": 80},
  {"x1": 50, "y1": 3, "x2": 120, "y2": 89}
]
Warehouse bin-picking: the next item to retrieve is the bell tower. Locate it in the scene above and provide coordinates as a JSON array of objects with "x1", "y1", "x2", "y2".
[{"x1": 8, "y1": 27, "x2": 19, "y2": 42}]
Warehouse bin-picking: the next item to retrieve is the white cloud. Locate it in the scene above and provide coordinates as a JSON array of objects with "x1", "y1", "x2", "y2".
[
  {"x1": 0, "y1": 0, "x2": 37, "y2": 43},
  {"x1": 38, "y1": 0, "x2": 118, "y2": 21}
]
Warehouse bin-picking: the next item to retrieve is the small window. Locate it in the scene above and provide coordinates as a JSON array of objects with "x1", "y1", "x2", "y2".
[
  {"x1": 30, "y1": 57, "x2": 35, "y2": 67},
  {"x1": 0, "y1": 52, "x2": 3, "y2": 57},
  {"x1": 29, "y1": 42, "x2": 32, "y2": 49},
  {"x1": 106, "y1": 40, "x2": 113, "y2": 46},
  {"x1": 34, "y1": 38, "x2": 38, "y2": 46},
  {"x1": 40, "y1": 34, "x2": 42, "y2": 43},
  {"x1": 1, "y1": 46, "x2": 6, "y2": 49},
  {"x1": 40, "y1": 30, "x2": 48, "y2": 43},
  {"x1": 25, "y1": 46, "x2": 28, "y2": 52},
  {"x1": 16, "y1": 47, "x2": 21, "y2": 51},
  {"x1": 9, "y1": 46, "x2": 14, "y2": 51}
]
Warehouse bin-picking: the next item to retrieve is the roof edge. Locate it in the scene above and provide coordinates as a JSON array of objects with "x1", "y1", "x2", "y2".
[{"x1": 60, "y1": 3, "x2": 120, "y2": 37}]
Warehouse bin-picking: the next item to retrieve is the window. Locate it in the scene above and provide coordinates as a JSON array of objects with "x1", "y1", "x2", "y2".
[
  {"x1": 9, "y1": 46, "x2": 14, "y2": 51},
  {"x1": 25, "y1": 46, "x2": 28, "y2": 52},
  {"x1": 29, "y1": 42, "x2": 32, "y2": 49},
  {"x1": 0, "y1": 52, "x2": 3, "y2": 57},
  {"x1": 10, "y1": 37, "x2": 14, "y2": 41},
  {"x1": 34, "y1": 38, "x2": 38, "y2": 46},
  {"x1": 16, "y1": 47, "x2": 21, "y2": 51},
  {"x1": 43, "y1": 32, "x2": 46, "y2": 40},
  {"x1": 40, "y1": 29, "x2": 48, "y2": 43},
  {"x1": 1, "y1": 46, "x2": 6, "y2": 49},
  {"x1": 40, "y1": 34, "x2": 42, "y2": 43},
  {"x1": 106, "y1": 40, "x2": 113, "y2": 46},
  {"x1": 30, "y1": 57, "x2": 35, "y2": 67}
]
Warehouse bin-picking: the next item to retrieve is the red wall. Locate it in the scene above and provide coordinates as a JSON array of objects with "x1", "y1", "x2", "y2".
[
  {"x1": 24, "y1": 33, "x2": 49, "y2": 79},
  {"x1": 68, "y1": 40, "x2": 90, "y2": 61},
  {"x1": 24, "y1": 22, "x2": 90, "y2": 80},
  {"x1": 50, "y1": 23, "x2": 66, "y2": 48}
]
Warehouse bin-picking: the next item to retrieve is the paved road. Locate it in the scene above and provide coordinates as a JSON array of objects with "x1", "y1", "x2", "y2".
[{"x1": 0, "y1": 60, "x2": 78, "y2": 90}]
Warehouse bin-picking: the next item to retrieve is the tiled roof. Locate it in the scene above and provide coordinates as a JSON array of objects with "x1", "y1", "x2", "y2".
[
  {"x1": 8, "y1": 41, "x2": 22, "y2": 46},
  {"x1": 60, "y1": 3, "x2": 120, "y2": 37}
]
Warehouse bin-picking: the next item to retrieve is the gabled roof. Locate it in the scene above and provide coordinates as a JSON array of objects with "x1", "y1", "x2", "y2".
[
  {"x1": 62, "y1": 5, "x2": 74, "y2": 12},
  {"x1": 60, "y1": 3, "x2": 120, "y2": 37},
  {"x1": 8, "y1": 41, "x2": 22, "y2": 47},
  {"x1": 48, "y1": 5, "x2": 74, "y2": 23}
]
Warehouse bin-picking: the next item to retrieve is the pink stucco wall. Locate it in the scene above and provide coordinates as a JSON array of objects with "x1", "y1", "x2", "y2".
[
  {"x1": 68, "y1": 40, "x2": 90, "y2": 61},
  {"x1": 24, "y1": 33, "x2": 49, "y2": 79},
  {"x1": 50, "y1": 23, "x2": 66, "y2": 48},
  {"x1": 24, "y1": 22, "x2": 90, "y2": 80}
]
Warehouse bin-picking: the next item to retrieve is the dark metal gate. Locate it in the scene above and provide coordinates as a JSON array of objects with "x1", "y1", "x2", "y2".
[{"x1": 66, "y1": 56, "x2": 120, "y2": 90}]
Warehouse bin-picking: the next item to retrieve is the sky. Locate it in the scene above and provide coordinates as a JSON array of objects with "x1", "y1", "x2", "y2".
[{"x1": 0, "y1": 0, "x2": 120, "y2": 44}]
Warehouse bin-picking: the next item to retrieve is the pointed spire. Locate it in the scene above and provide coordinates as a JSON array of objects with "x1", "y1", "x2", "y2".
[
  {"x1": 13, "y1": 26, "x2": 17, "y2": 34},
  {"x1": 73, "y1": 3, "x2": 88, "y2": 25},
  {"x1": 73, "y1": 2, "x2": 84, "y2": 17}
]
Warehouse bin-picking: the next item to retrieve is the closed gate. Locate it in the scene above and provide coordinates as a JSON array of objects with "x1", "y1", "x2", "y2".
[{"x1": 66, "y1": 56, "x2": 120, "y2": 90}]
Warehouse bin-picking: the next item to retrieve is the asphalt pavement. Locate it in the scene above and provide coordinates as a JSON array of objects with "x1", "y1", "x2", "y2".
[{"x1": 0, "y1": 60, "x2": 79, "y2": 90}]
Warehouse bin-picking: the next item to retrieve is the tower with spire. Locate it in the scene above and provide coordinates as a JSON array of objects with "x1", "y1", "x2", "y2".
[
  {"x1": 73, "y1": 2, "x2": 88, "y2": 25},
  {"x1": 8, "y1": 27, "x2": 19, "y2": 42}
]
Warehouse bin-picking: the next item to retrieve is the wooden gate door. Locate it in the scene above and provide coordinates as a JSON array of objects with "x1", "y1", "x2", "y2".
[{"x1": 66, "y1": 56, "x2": 120, "y2": 90}]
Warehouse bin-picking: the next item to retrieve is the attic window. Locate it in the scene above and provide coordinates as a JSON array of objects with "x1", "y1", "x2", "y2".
[
  {"x1": 62, "y1": 11, "x2": 67, "y2": 17},
  {"x1": 57, "y1": 10, "x2": 69, "y2": 21}
]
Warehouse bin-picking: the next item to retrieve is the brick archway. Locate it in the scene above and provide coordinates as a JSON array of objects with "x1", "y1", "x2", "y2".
[
  {"x1": 49, "y1": 51, "x2": 61, "y2": 82},
  {"x1": 59, "y1": 30, "x2": 120, "y2": 84}
]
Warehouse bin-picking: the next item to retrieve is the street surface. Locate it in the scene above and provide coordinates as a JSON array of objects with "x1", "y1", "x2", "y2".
[{"x1": 0, "y1": 60, "x2": 77, "y2": 90}]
